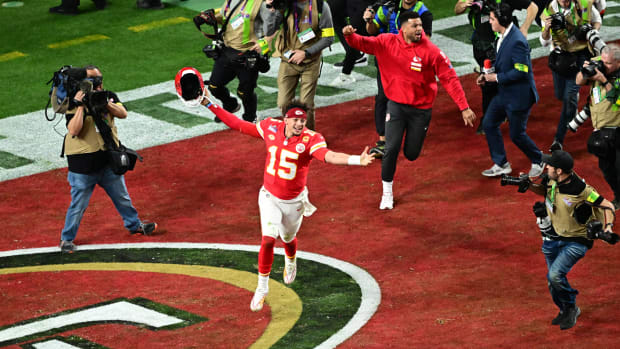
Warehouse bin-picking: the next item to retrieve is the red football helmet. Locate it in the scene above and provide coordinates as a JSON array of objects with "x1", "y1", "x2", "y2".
[{"x1": 174, "y1": 67, "x2": 205, "y2": 107}]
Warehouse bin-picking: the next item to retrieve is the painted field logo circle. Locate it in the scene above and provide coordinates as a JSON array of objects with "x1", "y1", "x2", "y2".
[{"x1": 0, "y1": 242, "x2": 381, "y2": 348}]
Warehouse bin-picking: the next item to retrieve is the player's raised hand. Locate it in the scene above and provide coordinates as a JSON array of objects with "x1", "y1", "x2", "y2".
[
  {"x1": 343, "y1": 25, "x2": 356, "y2": 36},
  {"x1": 360, "y1": 146, "x2": 374, "y2": 166}
]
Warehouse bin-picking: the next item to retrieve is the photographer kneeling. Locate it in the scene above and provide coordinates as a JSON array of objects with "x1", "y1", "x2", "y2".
[
  {"x1": 509, "y1": 150, "x2": 616, "y2": 330},
  {"x1": 575, "y1": 44, "x2": 620, "y2": 208},
  {"x1": 60, "y1": 65, "x2": 157, "y2": 253}
]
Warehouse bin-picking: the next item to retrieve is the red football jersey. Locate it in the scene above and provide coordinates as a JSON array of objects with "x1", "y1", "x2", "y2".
[{"x1": 257, "y1": 118, "x2": 329, "y2": 200}]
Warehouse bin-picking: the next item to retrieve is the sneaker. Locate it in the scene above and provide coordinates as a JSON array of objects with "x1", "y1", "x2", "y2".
[
  {"x1": 60, "y1": 240, "x2": 77, "y2": 253},
  {"x1": 379, "y1": 193, "x2": 393, "y2": 210},
  {"x1": 283, "y1": 255, "x2": 297, "y2": 285},
  {"x1": 369, "y1": 141, "x2": 385, "y2": 159},
  {"x1": 329, "y1": 73, "x2": 356, "y2": 87},
  {"x1": 250, "y1": 287, "x2": 269, "y2": 312},
  {"x1": 333, "y1": 53, "x2": 368, "y2": 68},
  {"x1": 130, "y1": 222, "x2": 158, "y2": 236},
  {"x1": 528, "y1": 162, "x2": 544, "y2": 178},
  {"x1": 551, "y1": 311, "x2": 564, "y2": 325},
  {"x1": 549, "y1": 140, "x2": 563, "y2": 153},
  {"x1": 481, "y1": 162, "x2": 512, "y2": 177},
  {"x1": 559, "y1": 305, "x2": 580, "y2": 330},
  {"x1": 137, "y1": 0, "x2": 165, "y2": 9},
  {"x1": 49, "y1": 5, "x2": 79, "y2": 15}
]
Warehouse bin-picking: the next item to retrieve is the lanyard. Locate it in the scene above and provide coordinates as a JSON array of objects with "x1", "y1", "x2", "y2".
[
  {"x1": 549, "y1": 182, "x2": 557, "y2": 204},
  {"x1": 294, "y1": 0, "x2": 312, "y2": 33},
  {"x1": 224, "y1": 0, "x2": 248, "y2": 18}
]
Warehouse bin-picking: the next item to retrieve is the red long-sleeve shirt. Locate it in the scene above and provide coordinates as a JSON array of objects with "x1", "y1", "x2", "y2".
[{"x1": 345, "y1": 31, "x2": 469, "y2": 111}]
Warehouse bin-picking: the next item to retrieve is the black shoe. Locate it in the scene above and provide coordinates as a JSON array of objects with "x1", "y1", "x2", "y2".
[
  {"x1": 213, "y1": 116, "x2": 222, "y2": 123},
  {"x1": 49, "y1": 5, "x2": 79, "y2": 15},
  {"x1": 551, "y1": 311, "x2": 564, "y2": 325},
  {"x1": 137, "y1": 0, "x2": 164, "y2": 9},
  {"x1": 131, "y1": 222, "x2": 158, "y2": 236},
  {"x1": 334, "y1": 53, "x2": 368, "y2": 68},
  {"x1": 549, "y1": 140, "x2": 563, "y2": 153},
  {"x1": 223, "y1": 99, "x2": 241, "y2": 114},
  {"x1": 559, "y1": 306, "x2": 580, "y2": 330},
  {"x1": 93, "y1": 0, "x2": 107, "y2": 10},
  {"x1": 369, "y1": 140, "x2": 385, "y2": 159}
]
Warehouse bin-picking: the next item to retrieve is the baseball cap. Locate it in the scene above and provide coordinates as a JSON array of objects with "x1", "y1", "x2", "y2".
[{"x1": 542, "y1": 150, "x2": 573, "y2": 172}]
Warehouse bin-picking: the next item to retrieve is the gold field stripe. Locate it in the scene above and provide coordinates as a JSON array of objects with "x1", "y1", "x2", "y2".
[
  {"x1": 0, "y1": 51, "x2": 27, "y2": 62},
  {"x1": 48, "y1": 34, "x2": 110, "y2": 49},
  {"x1": 128, "y1": 17, "x2": 190, "y2": 32},
  {"x1": 2, "y1": 263, "x2": 302, "y2": 348}
]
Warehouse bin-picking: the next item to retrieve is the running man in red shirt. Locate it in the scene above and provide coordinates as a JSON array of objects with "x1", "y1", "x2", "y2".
[
  {"x1": 344, "y1": 11, "x2": 476, "y2": 210},
  {"x1": 200, "y1": 91, "x2": 374, "y2": 312}
]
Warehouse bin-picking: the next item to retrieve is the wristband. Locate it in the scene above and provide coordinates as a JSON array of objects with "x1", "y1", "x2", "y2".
[
  {"x1": 348, "y1": 155, "x2": 361, "y2": 165},
  {"x1": 205, "y1": 102, "x2": 212, "y2": 108},
  {"x1": 603, "y1": 80, "x2": 610, "y2": 86},
  {"x1": 606, "y1": 222, "x2": 614, "y2": 227},
  {"x1": 73, "y1": 99, "x2": 83, "y2": 107}
]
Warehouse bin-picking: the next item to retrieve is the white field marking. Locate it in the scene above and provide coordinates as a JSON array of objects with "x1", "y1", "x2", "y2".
[
  {"x1": 1, "y1": 6, "x2": 619, "y2": 182},
  {"x1": 33, "y1": 339, "x2": 80, "y2": 349},
  {"x1": 0, "y1": 242, "x2": 381, "y2": 349},
  {"x1": 0, "y1": 301, "x2": 183, "y2": 343}
]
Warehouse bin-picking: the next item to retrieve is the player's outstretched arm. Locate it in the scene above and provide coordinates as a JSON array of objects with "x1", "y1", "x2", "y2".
[
  {"x1": 324, "y1": 146, "x2": 374, "y2": 166},
  {"x1": 200, "y1": 89, "x2": 261, "y2": 138}
]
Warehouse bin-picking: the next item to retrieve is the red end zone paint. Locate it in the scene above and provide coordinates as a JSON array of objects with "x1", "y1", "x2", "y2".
[{"x1": 0, "y1": 271, "x2": 269, "y2": 347}]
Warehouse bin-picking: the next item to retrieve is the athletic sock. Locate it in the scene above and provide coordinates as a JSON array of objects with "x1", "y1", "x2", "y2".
[
  {"x1": 257, "y1": 274, "x2": 269, "y2": 290},
  {"x1": 258, "y1": 236, "x2": 276, "y2": 275},
  {"x1": 382, "y1": 180, "x2": 393, "y2": 196},
  {"x1": 283, "y1": 237, "x2": 297, "y2": 259}
]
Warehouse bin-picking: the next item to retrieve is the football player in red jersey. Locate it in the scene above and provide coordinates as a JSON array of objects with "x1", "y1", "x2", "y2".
[{"x1": 200, "y1": 91, "x2": 374, "y2": 311}]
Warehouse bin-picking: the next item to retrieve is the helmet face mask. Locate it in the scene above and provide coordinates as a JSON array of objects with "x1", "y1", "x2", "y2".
[{"x1": 175, "y1": 67, "x2": 205, "y2": 107}]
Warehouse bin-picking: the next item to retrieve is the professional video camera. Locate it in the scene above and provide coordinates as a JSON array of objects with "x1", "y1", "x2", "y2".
[
  {"x1": 586, "y1": 220, "x2": 619, "y2": 244},
  {"x1": 581, "y1": 59, "x2": 605, "y2": 78},
  {"x1": 500, "y1": 173, "x2": 531, "y2": 193},
  {"x1": 567, "y1": 104, "x2": 591, "y2": 133},
  {"x1": 368, "y1": 0, "x2": 396, "y2": 13},
  {"x1": 549, "y1": 12, "x2": 567, "y2": 32}
]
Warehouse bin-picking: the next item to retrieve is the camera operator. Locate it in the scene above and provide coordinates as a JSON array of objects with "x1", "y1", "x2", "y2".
[
  {"x1": 200, "y1": 0, "x2": 280, "y2": 123},
  {"x1": 272, "y1": 0, "x2": 335, "y2": 130},
  {"x1": 575, "y1": 44, "x2": 620, "y2": 208},
  {"x1": 363, "y1": 0, "x2": 433, "y2": 158},
  {"x1": 59, "y1": 65, "x2": 157, "y2": 253},
  {"x1": 524, "y1": 150, "x2": 616, "y2": 329},
  {"x1": 540, "y1": 0, "x2": 601, "y2": 152},
  {"x1": 455, "y1": 0, "x2": 538, "y2": 134}
]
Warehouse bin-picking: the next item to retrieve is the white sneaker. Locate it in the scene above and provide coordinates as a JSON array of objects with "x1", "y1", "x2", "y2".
[
  {"x1": 250, "y1": 287, "x2": 269, "y2": 312},
  {"x1": 329, "y1": 73, "x2": 356, "y2": 87},
  {"x1": 283, "y1": 256, "x2": 297, "y2": 285},
  {"x1": 380, "y1": 193, "x2": 394, "y2": 210},
  {"x1": 529, "y1": 162, "x2": 544, "y2": 177},
  {"x1": 481, "y1": 162, "x2": 512, "y2": 177}
]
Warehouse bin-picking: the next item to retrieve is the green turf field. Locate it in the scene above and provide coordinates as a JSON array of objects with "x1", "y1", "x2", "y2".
[{"x1": 0, "y1": 0, "x2": 458, "y2": 119}]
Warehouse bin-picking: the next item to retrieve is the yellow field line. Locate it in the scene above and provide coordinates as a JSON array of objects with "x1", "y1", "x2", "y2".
[
  {"x1": 48, "y1": 34, "x2": 110, "y2": 49},
  {"x1": 128, "y1": 17, "x2": 190, "y2": 32},
  {"x1": 0, "y1": 51, "x2": 27, "y2": 62}
]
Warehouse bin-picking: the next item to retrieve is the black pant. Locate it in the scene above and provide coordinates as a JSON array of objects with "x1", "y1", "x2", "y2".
[
  {"x1": 208, "y1": 48, "x2": 259, "y2": 122},
  {"x1": 473, "y1": 45, "x2": 498, "y2": 117},
  {"x1": 59, "y1": 0, "x2": 106, "y2": 9},
  {"x1": 331, "y1": 0, "x2": 368, "y2": 74},
  {"x1": 381, "y1": 101, "x2": 432, "y2": 182},
  {"x1": 595, "y1": 128, "x2": 620, "y2": 201},
  {"x1": 374, "y1": 60, "x2": 387, "y2": 137}
]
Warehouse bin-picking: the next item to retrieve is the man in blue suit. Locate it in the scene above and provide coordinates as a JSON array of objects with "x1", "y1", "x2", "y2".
[{"x1": 479, "y1": 3, "x2": 544, "y2": 178}]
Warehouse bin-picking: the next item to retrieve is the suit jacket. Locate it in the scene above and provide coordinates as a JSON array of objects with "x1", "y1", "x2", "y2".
[{"x1": 494, "y1": 25, "x2": 539, "y2": 111}]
